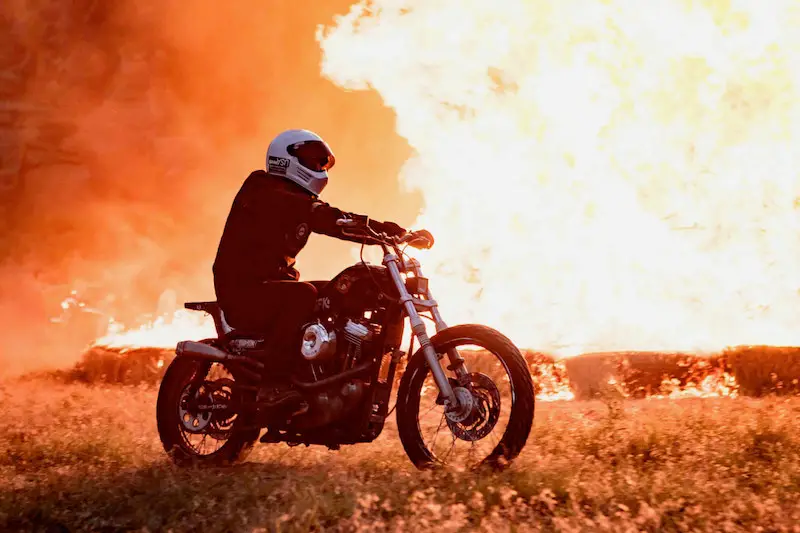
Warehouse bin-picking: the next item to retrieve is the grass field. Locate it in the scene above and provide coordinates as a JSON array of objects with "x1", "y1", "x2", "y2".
[{"x1": 1, "y1": 378, "x2": 799, "y2": 532}]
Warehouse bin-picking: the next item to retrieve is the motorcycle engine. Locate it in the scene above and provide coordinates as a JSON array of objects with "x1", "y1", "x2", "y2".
[
  {"x1": 300, "y1": 319, "x2": 374, "y2": 363},
  {"x1": 300, "y1": 323, "x2": 337, "y2": 361},
  {"x1": 342, "y1": 319, "x2": 373, "y2": 360}
]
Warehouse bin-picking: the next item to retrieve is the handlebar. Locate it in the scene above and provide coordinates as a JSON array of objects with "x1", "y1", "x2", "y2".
[
  {"x1": 335, "y1": 218, "x2": 360, "y2": 228},
  {"x1": 336, "y1": 217, "x2": 416, "y2": 248}
]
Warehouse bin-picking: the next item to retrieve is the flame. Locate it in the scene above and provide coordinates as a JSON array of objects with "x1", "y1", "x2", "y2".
[
  {"x1": 319, "y1": 1, "x2": 800, "y2": 357},
  {"x1": 77, "y1": 299, "x2": 739, "y2": 400},
  {"x1": 659, "y1": 372, "x2": 739, "y2": 399},
  {"x1": 92, "y1": 310, "x2": 215, "y2": 349},
  {"x1": 528, "y1": 358, "x2": 576, "y2": 401},
  {"x1": 536, "y1": 384, "x2": 576, "y2": 402},
  {"x1": 604, "y1": 357, "x2": 739, "y2": 399},
  {"x1": 628, "y1": 369, "x2": 740, "y2": 399}
]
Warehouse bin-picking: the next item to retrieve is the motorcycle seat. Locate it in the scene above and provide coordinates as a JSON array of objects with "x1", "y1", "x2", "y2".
[
  {"x1": 184, "y1": 301, "x2": 232, "y2": 337},
  {"x1": 222, "y1": 329, "x2": 266, "y2": 343}
]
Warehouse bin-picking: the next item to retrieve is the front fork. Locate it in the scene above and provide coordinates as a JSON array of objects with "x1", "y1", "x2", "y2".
[{"x1": 384, "y1": 254, "x2": 468, "y2": 411}]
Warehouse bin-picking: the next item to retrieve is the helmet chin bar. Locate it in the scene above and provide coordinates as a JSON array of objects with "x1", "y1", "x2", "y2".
[{"x1": 286, "y1": 160, "x2": 328, "y2": 196}]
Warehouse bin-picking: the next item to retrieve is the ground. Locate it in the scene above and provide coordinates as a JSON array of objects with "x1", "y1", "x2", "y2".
[{"x1": 1, "y1": 379, "x2": 799, "y2": 532}]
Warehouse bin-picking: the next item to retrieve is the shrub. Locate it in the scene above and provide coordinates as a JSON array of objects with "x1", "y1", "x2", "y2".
[{"x1": 725, "y1": 345, "x2": 800, "y2": 396}]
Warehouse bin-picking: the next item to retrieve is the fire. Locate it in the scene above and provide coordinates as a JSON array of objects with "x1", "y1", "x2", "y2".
[
  {"x1": 534, "y1": 371, "x2": 576, "y2": 402},
  {"x1": 92, "y1": 310, "x2": 215, "y2": 349},
  {"x1": 659, "y1": 372, "x2": 739, "y2": 399},
  {"x1": 64, "y1": 288, "x2": 740, "y2": 400},
  {"x1": 318, "y1": 1, "x2": 800, "y2": 357},
  {"x1": 621, "y1": 368, "x2": 739, "y2": 399}
]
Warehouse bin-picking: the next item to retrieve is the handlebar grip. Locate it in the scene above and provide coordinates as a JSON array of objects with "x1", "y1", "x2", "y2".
[{"x1": 336, "y1": 218, "x2": 359, "y2": 228}]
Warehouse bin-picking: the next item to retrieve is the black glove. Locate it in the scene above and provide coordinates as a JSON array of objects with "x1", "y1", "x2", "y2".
[
  {"x1": 376, "y1": 220, "x2": 406, "y2": 237},
  {"x1": 408, "y1": 229, "x2": 434, "y2": 249}
]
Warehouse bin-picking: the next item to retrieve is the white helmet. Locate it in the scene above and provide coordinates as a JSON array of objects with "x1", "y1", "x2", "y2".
[{"x1": 266, "y1": 129, "x2": 336, "y2": 196}]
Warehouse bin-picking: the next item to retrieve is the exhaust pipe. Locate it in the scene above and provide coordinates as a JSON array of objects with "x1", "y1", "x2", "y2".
[
  {"x1": 291, "y1": 361, "x2": 373, "y2": 390},
  {"x1": 175, "y1": 341, "x2": 265, "y2": 372}
]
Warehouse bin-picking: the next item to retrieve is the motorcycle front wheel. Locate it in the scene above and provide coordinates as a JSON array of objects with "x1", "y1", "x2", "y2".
[{"x1": 396, "y1": 324, "x2": 535, "y2": 470}]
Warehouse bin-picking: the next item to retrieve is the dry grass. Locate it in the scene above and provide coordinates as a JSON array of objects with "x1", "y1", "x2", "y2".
[
  {"x1": 725, "y1": 346, "x2": 800, "y2": 397},
  {"x1": 2, "y1": 378, "x2": 800, "y2": 532},
  {"x1": 24, "y1": 347, "x2": 173, "y2": 386}
]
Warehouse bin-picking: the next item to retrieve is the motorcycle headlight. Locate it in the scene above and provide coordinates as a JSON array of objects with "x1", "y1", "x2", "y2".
[{"x1": 405, "y1": 276, "x2": 428, "y2": 295}]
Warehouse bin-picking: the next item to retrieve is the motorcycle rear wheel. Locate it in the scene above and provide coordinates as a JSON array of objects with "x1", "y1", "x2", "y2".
[
  {"x1": 156, "y1": 356, "x2": 260, "y2": 466},
  {"x1": 396, "y1": 324, "x2": 535, "y2": 470}
]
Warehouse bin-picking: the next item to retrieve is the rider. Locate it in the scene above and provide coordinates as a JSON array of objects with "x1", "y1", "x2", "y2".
[{"x1": 212, "y1": 129, "x2": 432, "y2": 407}]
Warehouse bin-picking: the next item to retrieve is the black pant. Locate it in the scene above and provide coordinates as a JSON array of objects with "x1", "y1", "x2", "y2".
[{"x1": 217, "y1": 280, "x2": 326, "y2": 375}]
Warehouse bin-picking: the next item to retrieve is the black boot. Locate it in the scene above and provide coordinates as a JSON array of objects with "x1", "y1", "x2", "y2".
[
  {"x1": 256, "y1": 383, "x2": 303, "y2": 408},
  {"x1": 255, "y1": 382, "x2": 307, "y2": 421},
  {"x1": 255, "y1": 350, "x2": 307, "y2": 420}
]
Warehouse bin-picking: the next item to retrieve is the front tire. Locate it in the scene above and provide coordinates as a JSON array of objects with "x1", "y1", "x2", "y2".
[
  {"x1": 396, "y1": 324, "x2": 535, "y2": 470},
  {"x1": 156, "y1": 356, "x2": 260, "y2": 466}
]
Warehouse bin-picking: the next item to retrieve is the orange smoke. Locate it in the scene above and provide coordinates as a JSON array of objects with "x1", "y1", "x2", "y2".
[
  {"x1": 0, "y1": 0, "x2": 413, "y2": 375},
  {"x1": 318, "y1": 0, "x2": 800, "y2": 356}
]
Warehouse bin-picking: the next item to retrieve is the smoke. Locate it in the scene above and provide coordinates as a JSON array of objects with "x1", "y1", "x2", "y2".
[{"x1": 0, "y1": 0, "x2": 415, "y2": 375}]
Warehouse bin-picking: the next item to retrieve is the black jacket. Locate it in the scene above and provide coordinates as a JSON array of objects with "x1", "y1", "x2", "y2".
[{"x1": 213, "y1": 171, "x2": 405, "y2": 297}]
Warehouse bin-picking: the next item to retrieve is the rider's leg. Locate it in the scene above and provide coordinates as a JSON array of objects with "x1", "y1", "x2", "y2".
[
  {"x1": 216, "y1": 281, "x2": 318, "y2": 413},
  {"x1": 217, "y1": 280, "x2": 318, "y2": 366},
  {"x1": 249, "y1": 281, "x2": 317, "y2": 414},
  {"x1": 259, "y1": 281, "x2": 318, "y2": 376}
]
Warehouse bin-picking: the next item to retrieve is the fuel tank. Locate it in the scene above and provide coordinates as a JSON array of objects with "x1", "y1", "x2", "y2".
[{"x1": 316, "y1": 263, "x2": 398, "y2": 315}]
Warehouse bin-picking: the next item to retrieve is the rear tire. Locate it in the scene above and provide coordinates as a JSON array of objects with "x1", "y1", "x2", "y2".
[
  {"x1": 396, "y1": 324, "x2": 535, "y2": 470},
  {"x1": 156, "y1": 356, "x2": 260, "y2": 466}
]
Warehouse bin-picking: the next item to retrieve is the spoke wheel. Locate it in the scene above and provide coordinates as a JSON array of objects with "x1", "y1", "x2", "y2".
[
  {"x1": 397, "y1": 325, "x2": 535, "y2": 471},
  {"x1": 176, "y1": 369, "x2": 237, "y2": 456},
  {"x1": 157, "y1": 356, "x2": 259, "y2": 466}
]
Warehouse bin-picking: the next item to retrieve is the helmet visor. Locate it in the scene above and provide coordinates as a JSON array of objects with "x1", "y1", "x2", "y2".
[{"x1": 288, "y1": 140, "x2": 336, "y2": 172}]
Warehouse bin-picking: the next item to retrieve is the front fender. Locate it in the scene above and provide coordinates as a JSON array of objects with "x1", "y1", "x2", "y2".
[{"x1": 408, "y1": 324, "x2": 521, "y2": 365}]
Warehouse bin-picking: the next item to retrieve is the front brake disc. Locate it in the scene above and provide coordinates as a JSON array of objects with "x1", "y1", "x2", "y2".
[{"x1": 446, "y1": 372, "x2": 501, "y2": 442}]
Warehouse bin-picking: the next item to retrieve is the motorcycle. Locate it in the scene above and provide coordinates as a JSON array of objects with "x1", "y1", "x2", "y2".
[{"x1": 156, "y1": 217, "x2": 535, "y2": 470}]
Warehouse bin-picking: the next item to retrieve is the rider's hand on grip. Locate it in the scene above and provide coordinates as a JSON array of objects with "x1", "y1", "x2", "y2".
[
  {"x1": 408, "y1": 229, "x2": 434, "y2": 250},
  {"x1": 379, "y1": 221, "x2": 406, "y2": 237}
]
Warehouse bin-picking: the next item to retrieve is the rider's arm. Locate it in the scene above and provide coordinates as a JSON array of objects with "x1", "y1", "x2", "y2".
[{"x1": 309, "y1": 200, "x2": 407, "y2": 242}]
